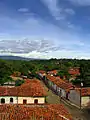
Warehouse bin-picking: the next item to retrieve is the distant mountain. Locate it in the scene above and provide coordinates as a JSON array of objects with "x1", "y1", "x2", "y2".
[{"x1": 0, "y1": 55, "x2": 40, "y2": 61}]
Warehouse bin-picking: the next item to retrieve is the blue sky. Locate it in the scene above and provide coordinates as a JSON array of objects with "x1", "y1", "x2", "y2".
[{"x1": 0, "y1": 0, "x2": 90, "y2": 59}]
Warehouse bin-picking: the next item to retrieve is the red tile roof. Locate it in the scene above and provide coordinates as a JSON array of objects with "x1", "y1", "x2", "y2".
[
  {"x1": 0, "y1": 104, "x2": 72, "y2": 120},
  {"x1": 18, "y1": 79, "x2": 47, "y2": 97},
  {"x1": 38, "y1": 70, "x2": 46, "y2": 74},
  {"x1": 46, "y1": 75, "x2": 74, "y2": 91},
  {"x1": 0, "y1": 87, "x2": 18, "y2": 96},
  {"x1": 68, "y1": 68, "x2": 80, "y2": 75},
  {"x1": 75, "y1": 88, "x2": 90, "y2": 96},
  {"x1": 0, "y1": 80, "x2": 47, "y2": 97}
]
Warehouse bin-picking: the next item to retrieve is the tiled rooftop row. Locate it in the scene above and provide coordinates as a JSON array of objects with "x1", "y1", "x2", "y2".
[
  {"x1": 0, "y1": 104, "x2": 72, "y2": 120},
  {"x1": 0, "y1": 79, "x2": 47, "y2": 97}
]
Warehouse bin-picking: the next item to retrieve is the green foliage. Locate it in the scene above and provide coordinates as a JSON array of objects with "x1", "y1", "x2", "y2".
[
  {"x1": 15, "y1": 80, "x2": 25, "y2": 86},
  {"x1": 57, "y1": 69, "x2": 70, "y2": 80},
  {"x1": 0, "y1": 58, "x2": 90, "y2": 86}
]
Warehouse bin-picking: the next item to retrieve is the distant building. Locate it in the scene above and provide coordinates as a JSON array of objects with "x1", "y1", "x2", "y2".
[
  {"x1": 47, "y1": 70, "x2": 58, "y2": 76},
  {"x1": 68, "y1": 67, "x2": 80, "y2": 81},
  {"x1": 68, "y1": 67, "x2": 80, "y2": 76},
  {"x1": 12, "y1": 71, "x2": 21, "y2": 77},
  {"x1": 21, "y1": 75, "x2": 27, "y2": 79},
  {"x1": 37, "y1": 70, "x2": 46, "y2": 79},
  {"x1": 0, "y1": 81, "x2": 15, "y2": 88}
]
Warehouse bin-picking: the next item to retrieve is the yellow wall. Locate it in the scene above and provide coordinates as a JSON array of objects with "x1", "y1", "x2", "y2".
[
  {"x1": 18, "y1": 97, "x2": 45, "y2": 104},
  {"x1": 81, "y1": 96, "x2": 90, "y2": 107}
]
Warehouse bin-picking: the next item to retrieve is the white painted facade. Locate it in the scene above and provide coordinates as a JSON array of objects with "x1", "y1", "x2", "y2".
[
  {"x1": 38, "y1": 73, "x2": 46, "y2": 78},
  {"x1": 38, "y1": 73, "x2": 43, "y2": 78},
  {"x1": 52, "y1": 84, "x2": 57, "y2": 91},
  {"x1": 46, "y1": 77, "x2": 67, "y2": 98},
  {"x1": 60, "y1": 88, "x2": 66, "y2": 98},
  {"x1": 18, "y1": 97, "x2": 45, "y2": 104},
  {"x1": 0, "y1": 96, "x2": 45, "y2": 104},
  {"x1": 68, "y1": 90, "x2": 80, "y2": 106},
  {"x1": 0, "y1": 96, "x2": 17, "y2": 105},
  {"x1": 69, "y1": 89, "x2": 90, "y2": 108}
]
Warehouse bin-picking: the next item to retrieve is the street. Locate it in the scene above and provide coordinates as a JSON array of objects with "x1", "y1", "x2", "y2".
[{"x1": 40, "y1": 80, "x2": 90, "y2": 120}]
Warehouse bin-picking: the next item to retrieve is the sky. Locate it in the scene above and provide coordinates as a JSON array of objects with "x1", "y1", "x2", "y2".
[{"x1": 0, "y1": 0, "x2": 90, "y2": 59}]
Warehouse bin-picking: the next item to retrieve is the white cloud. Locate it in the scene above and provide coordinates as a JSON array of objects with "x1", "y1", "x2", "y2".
[
  {"x1": 68, "y1": 0, "x2": 90, "y2": 6},
  {"x1": 1, "y1": 49, "x2": 90, "y2": 60},
  {"x1": 65, "y1": 8, "x2": 75, "y2": 15},
  {"x1": 46, "y1": 50, "x2": 90, "y2": 59},
  {"x1": 18, "y1": 8, "x2": 29, "y2": 12},
  {"x1": 0, "y1": 51, "x2": 49, "y2": 59},
  {"x1": 41, "y1": 0, "x2": 65, "y2": 20},
  {"x1": 0, "y1": 13, "x2": 89, "y2": 59}
]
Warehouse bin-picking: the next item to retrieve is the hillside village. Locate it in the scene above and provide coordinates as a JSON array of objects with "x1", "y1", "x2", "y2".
[
  {"x1": 0, "y1": 76, "x2": 73, "y2": 120},
  {"x1": 0, "y1": 59, "x2": 90, "y2": 120}
]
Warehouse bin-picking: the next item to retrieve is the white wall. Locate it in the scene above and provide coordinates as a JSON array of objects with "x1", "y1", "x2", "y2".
[
  {"x1": 38, "y1": 73, "x2": 43, "y2": 78},
  {"x1": 53, "y1": 84, "x2": 57, "y2": 91},
  {"x1": 61, "y1": 89, "x2": 66, "y2": 98},
  {"x1": 0, "y1": 96, "x2": 17, "y2": 104},
  {"x1": 0, "y1": 96, "x2": 45, "y2": 104},
  {"x1": 68, "y1": 90, "x2": 80, "y2": 106},
  {"x1": 18, "y1": 97, "x2": 45, "y2": 104}
]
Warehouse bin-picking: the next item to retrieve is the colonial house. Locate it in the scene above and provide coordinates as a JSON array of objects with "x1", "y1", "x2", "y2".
[
  {"x1": 0, "y1": 80, "x2": 47, "y2": 105},
  {"x1": 46, "y1": 75, "x2": 74, "y2": 99},
  {"x1": 68, "y1": 87, "x2": 90, "y2": 108}
]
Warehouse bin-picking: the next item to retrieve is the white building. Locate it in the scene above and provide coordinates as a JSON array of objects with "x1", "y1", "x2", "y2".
[
  {"x1": 0, "y1": 80, "x2": 47, "y2": 105},
  {"x1": 46, "y1": 75, "x2": 74, "y2": 99},
  {"x1": 68, "y1": 88, "x2": 90, "y2": 108}
]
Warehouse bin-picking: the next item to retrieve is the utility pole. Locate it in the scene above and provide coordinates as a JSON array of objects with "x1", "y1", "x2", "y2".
[
  {"x1": 60, "y1": 89, "x2": 62, "y2": 102},
  {"x1": 80, "y1": 82, "x2": 83, "y2": 109}
]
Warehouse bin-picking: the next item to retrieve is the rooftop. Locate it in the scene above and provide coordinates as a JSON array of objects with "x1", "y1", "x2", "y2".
[
  {"x1": 38, "y1": 70, "x2": 46, "y2": 74},
  {"x1": 0, "y1": 79, "x2": 47, "y2": 97},
  {"x1": 75, "y1": 87, "x2": 90, "y2": 96},
  {"x1": 68, "y1": 68, "x2": 80, "y2": 75},
  {"x1": 46, "y1": 75, "x2": 74, "y2": 91},
  {"x1": 0, "y1": 104, "x2": 72, "y2": 120}
]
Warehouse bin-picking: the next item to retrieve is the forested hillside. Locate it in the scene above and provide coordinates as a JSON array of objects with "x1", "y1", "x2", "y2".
[{"x1": 0, "y1": 58, "x2": 90, "y2": 87}]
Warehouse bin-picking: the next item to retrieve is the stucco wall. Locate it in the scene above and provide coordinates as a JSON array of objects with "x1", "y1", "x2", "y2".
[
  {"x1": 18, "y1": 97, "x2": 45, "y2": 104},
  {"x1": 0, "y1": 96, "x2": 45, "y2": 104},
  {"x1": 68, "y1": 90, "x2": 80, "y2": 106},
  {"x1": 38, "y1": 73, "x2": 43, "y2": 78},
  {"x1": 81, "y1": 96, "x2": 90, "y2": 107},
  {"x1": 61, "y1": 89, "x2": 66, "y2": 98},
  {"x1": 0, "y1": 96, "x2": 17, "y2": 104},
  {"x1": 52, "y1": 84, "x2": 57, "y2": 91}
]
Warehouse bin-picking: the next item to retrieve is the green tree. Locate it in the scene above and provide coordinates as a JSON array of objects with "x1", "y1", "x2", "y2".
[{"x1": 15, "y1": 80, "x2": 25, "y2": 86}]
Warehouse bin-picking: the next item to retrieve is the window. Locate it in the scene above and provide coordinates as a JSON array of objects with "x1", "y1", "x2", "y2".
[
  {"x1": 23, "y1": 99, "x2": 27, "y2": 104},
  {"x1": 1, "y1": 98, "x2": 5, "y2": 104},
  {"x1": 34, "y1": 99, "x2": 38, "y2": 104},
  {"x1": 10, "y1": 98, "x2": 13, "y2": 103}
]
